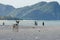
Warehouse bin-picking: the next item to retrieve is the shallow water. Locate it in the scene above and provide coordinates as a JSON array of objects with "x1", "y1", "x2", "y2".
[{"x1": 0, "y1": 20, "x2": 60, "y2": 27}]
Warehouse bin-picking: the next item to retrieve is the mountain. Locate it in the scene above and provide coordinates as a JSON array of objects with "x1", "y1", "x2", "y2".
[
  {"x1": 0, "y1": 4, "x2": 16, "y2": 19},
  {"x1": 9, "y1": 1, "x2": 60, "y2": 20},
  {"x1": 8, "y1": 1, "x2": 48, "y2": 19},
  {"x1": 0, "y1": 1, "x2": 60, "y2": 20},
  {"x1": 0, "y1": 4, "x2": 15, "y2": 16},
  {"x1": 21, "y1": 1, "x2": 60, "y2": 20}
]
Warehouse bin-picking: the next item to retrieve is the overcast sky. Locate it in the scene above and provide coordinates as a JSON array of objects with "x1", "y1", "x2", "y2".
[{"x1": 0, "y1": 0, "x2": 60, "y2": 8}]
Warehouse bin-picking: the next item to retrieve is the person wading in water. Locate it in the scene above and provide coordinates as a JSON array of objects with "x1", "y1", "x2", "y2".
[
  {"x1": 35, "y1": 21, "x2": 38, "y2": 26},
  {"x1": 42, "y1": 22, "x2": 44, "y2": 26},
  {"x1": 3, "y1": 22, "x2": 5, "y2": 25}
]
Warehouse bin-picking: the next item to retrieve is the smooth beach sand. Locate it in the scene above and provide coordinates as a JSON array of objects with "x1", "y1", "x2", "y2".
[{"x1": 0, "y1": 26, "x2": 60, "y2": 40}]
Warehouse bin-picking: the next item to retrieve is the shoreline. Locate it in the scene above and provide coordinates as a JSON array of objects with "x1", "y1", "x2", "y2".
[{"x1": 0, "y1": 25, "x2": 60, "y2": 32}]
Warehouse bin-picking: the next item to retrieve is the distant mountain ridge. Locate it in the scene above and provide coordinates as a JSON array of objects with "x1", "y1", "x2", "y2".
[{"x1": 0, "y1": 1, "x2": 60, "y2": 20}]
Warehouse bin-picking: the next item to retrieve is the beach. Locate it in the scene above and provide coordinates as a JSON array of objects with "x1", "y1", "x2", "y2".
[{"x1": 0, "y1": 26, "x2": 60, "y2": 40}]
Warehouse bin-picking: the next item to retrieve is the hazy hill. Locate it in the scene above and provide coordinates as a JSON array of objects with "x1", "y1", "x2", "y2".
[
  {"x1": 21, "y1": 1, "x2": 60, "y2": 20},
  {"x1": 0, "y1": 1, "x2": 60, "y2": 20}
]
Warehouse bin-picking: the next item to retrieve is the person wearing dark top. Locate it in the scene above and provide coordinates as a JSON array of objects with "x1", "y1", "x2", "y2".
[
  {"x1": 35, "y1": 21, "x2": 38, "y2": 26},
  {"x1": 42, "y1": 22, "x2": 44, "y2": 26},
  {"x1": 3, "y1": 22, "x2": 5, "y2": 25}
]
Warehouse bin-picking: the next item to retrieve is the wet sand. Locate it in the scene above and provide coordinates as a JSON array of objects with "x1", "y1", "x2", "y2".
[{"x1": 0, "y1": 26, "x2": 60, "y2": 40}]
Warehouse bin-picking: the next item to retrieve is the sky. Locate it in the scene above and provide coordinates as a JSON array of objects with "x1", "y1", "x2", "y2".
[{"x1": 0, "y1": 0, "x2": 60, "y2": 8}]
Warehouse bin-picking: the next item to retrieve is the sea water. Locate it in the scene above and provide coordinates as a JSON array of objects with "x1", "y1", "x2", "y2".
[{"x1": 0, "y1": 20, "x2": 60, "y2": 27}]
